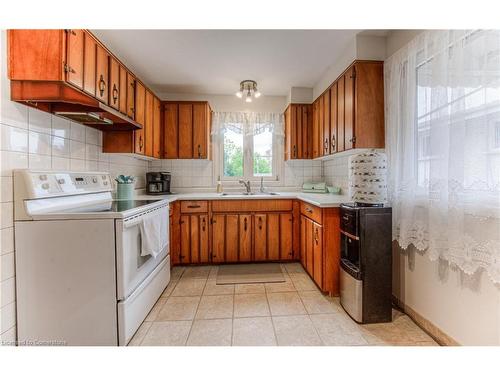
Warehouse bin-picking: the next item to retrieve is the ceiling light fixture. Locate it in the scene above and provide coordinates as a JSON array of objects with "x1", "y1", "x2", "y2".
[{"x1": 236, "y1": 80, "x2": 261, "y2": 101}]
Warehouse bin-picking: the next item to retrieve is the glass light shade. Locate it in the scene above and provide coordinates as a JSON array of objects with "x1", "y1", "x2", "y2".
[
  {"x1": 236, "y1": 91, "x2": 243, "y2": 98},
  {"x1": 245, "y1": 95, "x2": 252, "y2": 103},
  {"x1": 254, "y1": 90, "x2": 261, "y2": 98}
]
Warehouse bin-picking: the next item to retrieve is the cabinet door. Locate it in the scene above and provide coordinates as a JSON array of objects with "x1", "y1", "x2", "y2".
[
  {"x1": 65, "y1": 29, "x2": 84, "y2": 90},
  {"x1": 119, "y1": 66, "x2": 127, "y2": 115},
  {"x1": 239, "y1": 214, "x2": 252, "y2": 262},
  {"x1": 337, "y1": 76, "x2": 345, "y2": 152},
  {"x1": 126, "y1": 72, "x2": 135, "y2": 119},
  {"x1": 199, "y1": 214, "x2": 210, "y2": 263},
  {"x1": 323, "y1": 91, "x2": 330, "y2": 156},
  {"x1": 83, "y1": 32, "x2": 96, "y2": 96},
  {"x1": 153, "y1": 97, "x2": 162, "y2": 159},
  {"x1": 313, "y1": 222, "x2": 323, "y2": 287},
  {"x1": 300, "y1": 216, "x2": 307, "y2": 268},
  {"x1": 95, "y1": 44, "x2": 109, "y2": 104},
  {"x1": 305, "y1": 218, "x2": 314, "y2": 276},
  {"x1": 284, "y1": 107, "x2": 290, "y2": 160},
  {"x1": 109, "y1": 57, "x2": 120, "y2": 110},
  {"x1": 178, "y1": 103, "x2": 193, "y2": 159},
  {"x1": 318, "y1": 95, "x2": 324, "y2": 157},
  {"x1": 134, "y1": 81, "x2": 146, "y2": 154},
  {"x1": 189, "y1": 215, "x2": 200, "y2": 264},
  {"x1": 312, "y1": 101, "x2": 320, "y2": 158},
  {"x1": 212, "y1": 214, "x2": 225, "y2": 263},
  {"x1": 344, "y1": 66, "x2": 355, "y2": 150},
  {"x1": 170, "y1": 202, "x2": 181, "y2": 265},
  {"x1": 179, "y1": 215, "x2": 191, "y2": 264},
  {"x1": 164, "y1": 103, "x2": 178, "y2": 158},
  {"x1": 145, "y1": 90, "x2": 154, "y2": 157},
  {"x1": 267, "y1": 214, "x2": 280, "y2": 261},
  {"x1": 193, "y1": 103, "x2": 208, "y2": 159},
  {"x1": 254, "y1": 214, "x2": 267, "y2": 261},
  {"x1": 280, "y1": 213, "x2": 293, "y2": 260},
  {"x1": 225, "y1": 214, "x2": 239, "y2": 262},
  {"x1": 290, "y1": 105, "x2": 298, "y2": 159},
  {"x1": 302, "y1": 105, "x2": 311, "y2": 159},
  {"x1": 330, "y1": 83, "x2": 338, "y2": 154}
]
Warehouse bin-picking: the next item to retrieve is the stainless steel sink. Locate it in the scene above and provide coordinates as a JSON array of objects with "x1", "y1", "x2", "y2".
[{"x1": 219, "y1": 192, "x2": 280, "y2": 196}]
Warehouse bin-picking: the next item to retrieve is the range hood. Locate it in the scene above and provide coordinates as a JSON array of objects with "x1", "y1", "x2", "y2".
[{"x1": 10, "y1": 81, "x2": 142, "y2": 131}]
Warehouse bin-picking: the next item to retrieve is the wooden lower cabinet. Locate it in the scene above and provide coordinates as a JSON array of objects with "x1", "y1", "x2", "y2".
[
  {"x1": 253, "y1": 214, "x2": 267, "y2": 261},
  {"x1": 239, "y1": 215, "x2": 252, "y2": 262},
  {"x1": 299, "y1": 204, "x2": 340, "y2": 296},
  {"x1": 179, "y1": 213, "x2": 209, "y2": 264}
]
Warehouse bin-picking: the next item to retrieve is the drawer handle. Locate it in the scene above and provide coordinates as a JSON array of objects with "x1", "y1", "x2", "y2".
[
  {"x1": 305, "y1": 207, "x2": 313, "y2": 213},
  {"x1": 258, "y1": 216, "x2": 263, "y2": 230},
  {"x1": 187, "y1": 205, "x2": 201, "y2": 209}
]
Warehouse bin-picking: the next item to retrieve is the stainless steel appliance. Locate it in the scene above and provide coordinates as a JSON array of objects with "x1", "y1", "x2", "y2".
[
  {"x1": 339, "y1": 202, "x2": 392, "y2": 324},
  {"x1": 146, "y1": 172, "x2": 172, "y2": 195}
]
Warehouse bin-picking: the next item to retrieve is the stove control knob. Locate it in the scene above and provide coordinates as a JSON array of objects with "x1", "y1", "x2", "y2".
[
  {"x1": 39, "y1": 174, "x2": 48, "y2": 181},
  {"x1": 57, "y1": 178, "x2": 65, "y2": 185},
  {"x1": 42, "y1": 183, "x2": 50, "y2": 190},
  {"x1": 92, "y1": 177, "x2": 98, "y2": 183}
]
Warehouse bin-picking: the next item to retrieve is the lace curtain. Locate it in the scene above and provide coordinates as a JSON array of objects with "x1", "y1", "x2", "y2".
[
  {"x1": 211, "y1": 111, "x2": 284, "y2": 138},
  {"x1": 385, "y1": 30, "x2": 500, "y2": 282}
]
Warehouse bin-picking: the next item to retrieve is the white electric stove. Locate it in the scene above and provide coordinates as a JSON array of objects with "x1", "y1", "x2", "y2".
[{"x1": 14, "y1": 170, "x2": 170, "y2": 346}]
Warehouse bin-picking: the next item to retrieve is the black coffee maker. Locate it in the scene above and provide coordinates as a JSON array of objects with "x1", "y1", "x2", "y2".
[{"x1": 146, "y1": 172, "x2": 172, "y2": 195}]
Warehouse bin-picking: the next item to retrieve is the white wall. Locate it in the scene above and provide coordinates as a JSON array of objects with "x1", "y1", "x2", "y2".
[
  {"x1": 0, "y1": 30, "x2": 149, "y2": 345},
  {"x1": 158, "y1": 92, "x2": 287, "y2": 113},
  {"x1": 387, "y1": 29, "x2": 500, "y2": 345}
]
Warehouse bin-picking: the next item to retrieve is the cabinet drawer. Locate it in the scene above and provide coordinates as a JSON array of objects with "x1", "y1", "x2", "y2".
[
  {"x1": 300, "y1": 202, "x2": 322, "y2": 224},
  {"x1": 211, "y1": 199, "x2": 293, "y2": 212},
  {"x1": 180, "y1": 200, "x2": 208, "y2": 213}
]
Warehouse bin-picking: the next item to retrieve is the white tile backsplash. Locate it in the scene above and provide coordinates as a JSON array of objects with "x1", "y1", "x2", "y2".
[
  {"x1": 1, "y1": 125, "x2": 28, "y2": 152},
  {"x1": 28, "y1": 131, "x2": 52, "y2": 155},
  {"x1": 28, "y1": 107, "x2": 52, "y2": 134}
]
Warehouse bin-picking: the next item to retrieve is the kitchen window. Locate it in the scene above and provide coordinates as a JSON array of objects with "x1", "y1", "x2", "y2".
[{"x1": 213, "y1": 112, "x2": 283, "y2": 182}]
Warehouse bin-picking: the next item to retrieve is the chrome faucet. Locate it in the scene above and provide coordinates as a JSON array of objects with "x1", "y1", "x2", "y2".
[
  {"x1": 260, "y1": 177, "x2": 266, "y2": 193},
  {"x1": 238, "y1": 179, "x2": 251, "y2": 194}
]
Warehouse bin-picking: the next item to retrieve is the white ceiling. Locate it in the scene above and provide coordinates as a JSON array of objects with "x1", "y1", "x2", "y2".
[{"x1": 92, "y1": 30, "x2": 362, "y2": 97}]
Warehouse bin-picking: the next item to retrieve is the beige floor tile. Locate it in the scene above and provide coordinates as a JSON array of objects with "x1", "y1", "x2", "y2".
[
  {"x1": 170, "y1": 267, "x2": 185, "y2": 281},
  {"x1": 283, "y1": 262, "x2": 307, "y2": 275},
  {"x1": 195, "y1": 295, "x2": 234, "y2": 319},
  {"x1": 232, "y1": 317, "x2": 277, "y2": 346},
  {"x1": 181, "y1": 266, "x2": 212, "y2": 279},
  {"x1": 360, "y1": 322, "x2": 419, "y2": 345},
  {"x1": 299, "y1": 291, "x2": 340, "y2": 314},
  {"x1": 264, "y1": 279, "x2": 296, "y2": 293},
  {"x1": 144, "y1": 297, "x2": 167, "y2": 322},
  {"x1": 161, "y1": 280, "x2": 178, "y2": 298},
  {"x1": 171, "y1": 278, "x2": 207, "y2": 296},
  {"x1": 128, "y1": 322, "x2": 152, "y2": 346},
  {"x1": 272, "y1": 315, "x2": 322, "y2": 346},
  {"x1": 309, "y1": 314, "x2": 368, "y2": 345},
  {"x1": 267, "y1": 291, "x2": 307, "y2": 316},
  {"x1": 187, "y1": 319, "x2": 232, "y2": 346},
  {"x1": 208, "y1": 266, "x2": 218, "y2": 280},
  {"x1": 141, "y1": 321, "x2": 192, "y2": 346},
  {"x1": 290, "y1": 274, "x2": 319, "y2": 291},
  {"x1": 234, "y1": 293, "x2": 270, "y2": 318},
  {"x1": 203, "y1": 280, "x2": 235, "y2": 296},
  {"x1": 235, "y1": 283, "x2": 266, "y2": 294},
  {"x1": 156, "y1": 296, "x2": 200, "y2": 321}
]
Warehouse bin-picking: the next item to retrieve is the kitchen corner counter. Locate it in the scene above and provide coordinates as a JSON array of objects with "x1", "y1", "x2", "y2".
[{"x1": 133, "y1": 191, "x2": 350, "y2": 208}]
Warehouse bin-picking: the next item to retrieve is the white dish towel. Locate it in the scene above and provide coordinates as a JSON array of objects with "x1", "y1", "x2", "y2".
[{"x1": 139, "y1": 208, "x2": 168, "y2": 258}]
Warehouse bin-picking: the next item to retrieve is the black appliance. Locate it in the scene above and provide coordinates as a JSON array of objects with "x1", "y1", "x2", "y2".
[
  {"x1": 146, "y1": 172, "x2": 172, "y2": 195},
  {"x1": 339, "y1": 202, "x2": 392, "y2": 324}
]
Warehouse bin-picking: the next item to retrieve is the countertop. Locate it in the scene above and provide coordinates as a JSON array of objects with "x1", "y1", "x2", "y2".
[{"x1": 132, "y1": 191, "x2": 351, "y2": 208}]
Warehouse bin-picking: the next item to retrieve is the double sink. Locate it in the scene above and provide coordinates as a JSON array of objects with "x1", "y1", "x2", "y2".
[{"x1": 219, "y1": 191, "x2": 280, "y2": 196}]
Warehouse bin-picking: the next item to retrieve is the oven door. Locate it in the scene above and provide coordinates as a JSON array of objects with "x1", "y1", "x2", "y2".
[{"x1": 115, "y1": 204, "x2": 169, "y2": 300}]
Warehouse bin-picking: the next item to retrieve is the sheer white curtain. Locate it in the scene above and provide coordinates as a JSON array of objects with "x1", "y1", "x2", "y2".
[
  {"x1": 211, "y1": 111, "x2": 284, "y2": 138},
  {"x1": 385, "y1": 30, "x2": 500, "y2": 282}
]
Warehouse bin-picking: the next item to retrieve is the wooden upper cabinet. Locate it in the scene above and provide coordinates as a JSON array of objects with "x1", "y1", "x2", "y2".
[
  {"x1": 65, "y1": 29, "x2": 84, "y2": 90},
  {"x1": 95, "y1": 44, "x2": 109, "y2": 104},
  {"x1": 144, "y1": 90, "x2": 154, "y2": 157},
  {"x1": 344, "y1": 66, "x2": 355, "y2": 151},
  {"x1": 109, "y1": 57, "x2": 120, "y2": 110},
  {"x1": 312, "y1": 100, "x2": 320, "y2": 158},
  {"x1": 126, "y1": 72, "x2": 135, "y2": 119},
  {"x1": 318, "y1": 95, "x2": 324, "y2": 157},
  {"x1": 337, "y1": 75, "x2": 345, "y2": 153},
  {"x1": 330, "y1": 83, "x2": 338, "y2": 154},
  {"x1": 164, "y1": 103, "x2": 179, "y2": 158},
  {"x1": 193, "y1": 103, "x2": 208, "y2": 159},
  {"x1": 323, "y1": 90, "x2": 330, "y2": 156},
  {"x1": 284, "y1": 103, "x2": 311, "y2": 160},
  {"x1": 134, "y1": 81, "x2": 146, "y2": 154},
  {"x1": 118, "y1": 66, "x2": 128, "y2": 115},
  {"x1": 178, "y1": 104, "x2": 193, "y2": 159},
  {"x1": 83, "y1": 32, "x2": 97, "y2": 97},
  {"x1": 153, "y1": 97, "x2": 162, "y2": 159}
]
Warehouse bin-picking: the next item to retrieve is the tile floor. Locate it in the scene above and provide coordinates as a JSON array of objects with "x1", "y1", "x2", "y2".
[{"x1": 129, "y1": 263, "x2": 439, "y2": 346}]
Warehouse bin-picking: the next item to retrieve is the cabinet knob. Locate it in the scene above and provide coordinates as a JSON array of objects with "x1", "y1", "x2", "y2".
[
  {"x1": 197, "y1": 144, "x2": 201, "y2": 158},
  {"x1": 112, "y1": 84, "x2": 119, "y2": 104},
  {"x1": 244, "y1": 217, "x2": 248, "y2": 231},
  {"x1": 98, "y1": 74, "x2": 106, "y2": 97}
]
